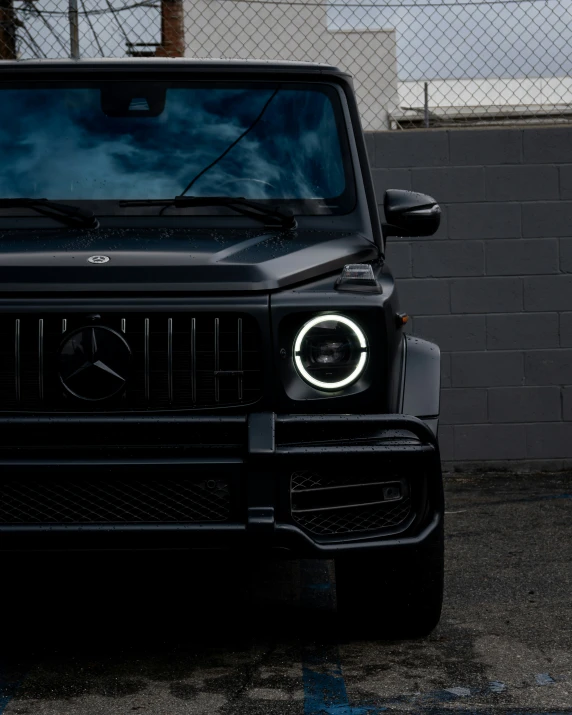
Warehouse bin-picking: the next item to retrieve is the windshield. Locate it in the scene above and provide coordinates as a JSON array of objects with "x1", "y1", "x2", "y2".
[{"x1": 0, "y1": 80, "x2": 355, "y2": 217}]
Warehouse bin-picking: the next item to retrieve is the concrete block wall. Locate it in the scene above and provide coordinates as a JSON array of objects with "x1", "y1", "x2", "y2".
[{"x1": 365, "y1": 126, "x2": 572, "y2": 470}]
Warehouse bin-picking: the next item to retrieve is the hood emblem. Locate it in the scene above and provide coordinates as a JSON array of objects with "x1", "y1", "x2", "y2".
[
  {"x1": 87, "y1": 255, "x2": 110, "y2": 264},
  {"x1": 58, "y1": 326, "x2": 131, "y2": 401}
]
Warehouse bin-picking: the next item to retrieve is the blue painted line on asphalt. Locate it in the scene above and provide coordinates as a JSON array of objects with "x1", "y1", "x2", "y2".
[
  {"x1": 299, "y1": 562, "x2": 387, "y2": 715},
  {"x1": 298, "y1": 561, "x2": 572, "y2": 715},
  {"x1": 302, "y1": 658, "x2": 386, "y2": 715}
]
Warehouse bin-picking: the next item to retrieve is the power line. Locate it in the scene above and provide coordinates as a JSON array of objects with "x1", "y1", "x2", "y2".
[
  {"x1": 15, "y1": 1, "x2": 158, "y2": 15},
  {"x1": 12, "y1": 0, "x2": 568, "y2": 13},
  {"x1": 20, "y1": 2, "x2": 69, "y2": 52},
  {"x1": 21, "y1": 21, "x2": 46, "y2": 55},
  {"x1": 104, "y1": 0, "x2": 130, "y2": 44},
  {"x1": 80, "y1": 0, "x2": 104, "y2": 53}
]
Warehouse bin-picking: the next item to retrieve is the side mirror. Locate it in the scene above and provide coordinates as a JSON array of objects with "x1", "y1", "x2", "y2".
[{"x1": 383, "y1": 189, "x2": 441, "y2": 237}]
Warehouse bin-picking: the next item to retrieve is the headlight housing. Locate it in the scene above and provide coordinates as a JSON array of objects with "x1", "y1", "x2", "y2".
[{"x1": 293, "y1": 314, "x2": 368, "y2": 390}]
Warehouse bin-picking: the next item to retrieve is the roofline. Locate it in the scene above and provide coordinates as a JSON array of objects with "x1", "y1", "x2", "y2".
[{"x1": 0, "y1": 57, "x2": 350, "y2": 77}]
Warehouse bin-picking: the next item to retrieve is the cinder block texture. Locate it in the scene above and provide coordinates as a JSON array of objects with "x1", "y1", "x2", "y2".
[
  {"x1": 449, "y1": 129, "x2": 522, "y2": 166},
  {"x1": 415, "y1": 315, "x2": 485, "y2": 352},
  {"x1": 441, "y1": 352, "x2": 452, "y2": 388},
  {"x1": 524, "y1": 276, "x2": 572, "y2": 311},
  {"x1": 523, "y1": 127, "x2": 572, "y2": 164},
  {"x1": 396, "y1": 279, "x2": 450, "y2": 315},
  {"x1": 451, "y1": 351, "x2": 524, "y2": 387},
  {"x1": 485, "y1": 165, "x2": 558, "y2": 201},
  {"x1": 412, "y1": 241, "x2": 484, "y2": 277},
  {"x1": 440, "y1": 388, "x2": 487, "y2": 424},
  {"x1": 558, "y1": 238, "x2": 572, "y2": 273},
  {"x1": 448, "y1": 203, "x2": 521, "y2": 239},
  {"x1": 486, "y1": 313, "x2": 559, "y2": 350},
  {"x1": 488, "y1": 387, "x2": 561, "y2": 422},
  {"x1": 522, "y1": 202, "x2": 572, "y2": 237},
  {"x1": 486, "y1": 239, "x2": 558, "y2": 275},
  {"x1": 562, "y1": 386, "x2": 572, "y2": 420},
  {"x1": 558, "y1": 165, "x2": 572, "y2": 200},
  {"x1": 524, "y1": 350, "x2": 572, "y2": 385},
  {"x1": 368, "y1": 126, "x2": 572, "y2": 466},
  {"x1": 373, "y1": 130, "x2": 449, "y2": 168},
  {"x1": 372, "y1": 168, "x2": 411, "y2": 198},
  {"x1": 526, "y1": 423, "x2": 572, "y2": 459},
  {"x1": 411, "y1": 167, "x2": 484, "y2": 203},
  {"x1": 455, "y1": 425, "x2": 527, "y2": 460},
  {"x1": 450, "y1": 277, "x2": 522, "y2": 313},
  {"x1": 385, "y1": 239, "x2": 411, "y2": 278},
  {"x1": 560, "y1": 313, "x2": 572, "y2": 347}
]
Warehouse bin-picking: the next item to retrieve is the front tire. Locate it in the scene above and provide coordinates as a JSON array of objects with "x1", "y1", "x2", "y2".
[{"x1": 335, "y1": 520, "x2": 444, "y2": 639}]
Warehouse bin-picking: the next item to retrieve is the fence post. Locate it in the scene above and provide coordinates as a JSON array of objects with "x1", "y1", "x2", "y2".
[
  {"x1": 155, "y1": 0, "x2": 185, "y2": 57},
  {"x1": 68, "y1": 0, "x2": 80, "y2": 59}
]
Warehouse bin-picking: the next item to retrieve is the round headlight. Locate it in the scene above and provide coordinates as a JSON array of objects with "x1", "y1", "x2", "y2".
[{"x1": 293, "y1": 314, "x2": 368, "y2": 390}]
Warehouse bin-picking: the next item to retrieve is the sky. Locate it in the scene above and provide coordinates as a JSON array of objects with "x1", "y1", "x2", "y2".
[{"x1": 11, "y1": 0, "x2": 572, "y2": 81}]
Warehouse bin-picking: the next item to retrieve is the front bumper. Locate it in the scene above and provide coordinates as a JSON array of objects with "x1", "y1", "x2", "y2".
[{"x1": 0, "y1": 413, "x2": 443, "y2": 554}]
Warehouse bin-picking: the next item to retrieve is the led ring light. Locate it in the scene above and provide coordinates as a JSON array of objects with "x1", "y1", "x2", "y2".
[{"x1": 293, "y1": 314, "x2": 368, "y2": 390}]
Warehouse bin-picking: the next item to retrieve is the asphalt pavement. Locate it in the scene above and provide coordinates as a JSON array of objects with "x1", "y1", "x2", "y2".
[{"x1": 1, "y1": 471, "x2": 571, "y2": 715}]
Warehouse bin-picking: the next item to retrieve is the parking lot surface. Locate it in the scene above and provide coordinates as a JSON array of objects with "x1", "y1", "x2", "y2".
[{"x1": 1, "y1": 471, "x2": 571, "y2": 715}]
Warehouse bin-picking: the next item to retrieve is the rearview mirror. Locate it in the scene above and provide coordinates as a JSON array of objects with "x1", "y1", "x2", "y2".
[{"x1": 383, "y1": 189, "x2": 441, "y2": 237}]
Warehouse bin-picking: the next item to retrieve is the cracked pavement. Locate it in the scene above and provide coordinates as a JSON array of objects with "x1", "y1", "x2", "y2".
[{"x1": 1, "y1": 471, "x2": 571, "y2": 714}]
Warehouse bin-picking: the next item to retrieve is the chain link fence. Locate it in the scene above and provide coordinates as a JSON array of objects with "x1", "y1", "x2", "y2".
[{"x1": 1, "y1": 0, "x2": 572, "y2": 128}]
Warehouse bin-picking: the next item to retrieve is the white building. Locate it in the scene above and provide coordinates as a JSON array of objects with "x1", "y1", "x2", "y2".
[
  {"x1": 395, "y1": 77, "x2": 572, "y2": 127},
  {"x1": 183, "y1": 0, "x2": 398, "y2": 130}
]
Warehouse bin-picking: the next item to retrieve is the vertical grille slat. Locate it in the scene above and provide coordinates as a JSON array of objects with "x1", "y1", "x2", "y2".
[
  {"x1": 167, "y1": 317, "x2": 173, "y2": 404},
  {"x1": 38, "y1": 318, "x2": 44, "y2": 400},
  {"x1": 237, "y1": 317, "x2": 243, "y2": 402},
  {"x1": 14, "y1": 318, "x2": 20, "y2": 402},
  {"x1": 0, "y1": 313, "x2": 262, "y2": 412},
  {"x1": 214, "y1": 316, "x2": 220, "y2": 403},
  {"x1": 144, "y1": 317, "x2": 150, "y2": 401},
  {"x1": 191, "y1": 316, "x2": 197, "y2": 405}
]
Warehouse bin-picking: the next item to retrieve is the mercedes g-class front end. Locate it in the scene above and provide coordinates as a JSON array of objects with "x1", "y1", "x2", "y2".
[{"x1": 0, "y1": 58, "x2": 443, "y2": 637}]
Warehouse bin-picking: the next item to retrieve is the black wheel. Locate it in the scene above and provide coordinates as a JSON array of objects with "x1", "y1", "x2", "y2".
[{"x1": 335, "y1": 520, "x2": 444, "y2": 639}]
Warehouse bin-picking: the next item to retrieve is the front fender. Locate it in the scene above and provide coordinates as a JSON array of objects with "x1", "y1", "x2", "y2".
[{"x1": 399, "y1": 334, "x2": 441, "y2": 433}]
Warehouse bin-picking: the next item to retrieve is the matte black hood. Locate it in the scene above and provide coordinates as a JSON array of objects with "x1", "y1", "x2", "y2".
[{"x1": 0, "y1": 227, "x2": 376, "y2": 293}]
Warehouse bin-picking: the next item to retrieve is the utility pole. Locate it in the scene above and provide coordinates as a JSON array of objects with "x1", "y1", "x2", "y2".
[
  {"x1": 155, "y1": 0, "x2": 184, "y2": 57},
  {"x1": 68, "y1": 0, "x2": 80, "y2": 59},
  {"x1": 0, "y1": 0, "x2": 18, "y2": 60}
]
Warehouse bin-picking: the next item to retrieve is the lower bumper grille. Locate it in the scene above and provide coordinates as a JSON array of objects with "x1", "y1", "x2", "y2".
[
  {"x1": 290, "y1": 470, "x2": 412, "y2": 537},
  {"x1": 0, "y1": 479, "x2": 231, "y2": 524}
]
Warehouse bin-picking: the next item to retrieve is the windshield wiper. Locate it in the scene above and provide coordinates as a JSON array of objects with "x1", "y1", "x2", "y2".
[
  {"x1": 119, "y1": 196, "x2": 297, "y2": 229},
  {"x1": 0, "y1": 199, "x2": 99, "y2": 229}
]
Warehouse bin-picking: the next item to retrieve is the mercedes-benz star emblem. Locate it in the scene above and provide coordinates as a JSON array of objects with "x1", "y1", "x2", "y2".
[
  {"x1": 59, "y1": 326, "x2": 131, "y2": 401},
  {"x1": 87, "y1": 255, "x2": 110, "y2": 264}
]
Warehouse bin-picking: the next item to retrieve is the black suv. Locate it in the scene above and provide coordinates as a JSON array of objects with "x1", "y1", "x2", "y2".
[{"x1": 0, "y1": 59, "x2": 443, "y2": 638}]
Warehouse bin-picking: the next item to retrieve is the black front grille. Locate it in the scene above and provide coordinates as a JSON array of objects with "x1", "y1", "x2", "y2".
[
  {"x1": 290, "y1": 470, "x2": 412, "y2": 537},
  {"x1": 0, "y1": 479, "x2": 231, "y2": 524},
  {"x1": 0, "y1": 313, "x2": 262, "y2": 411}
]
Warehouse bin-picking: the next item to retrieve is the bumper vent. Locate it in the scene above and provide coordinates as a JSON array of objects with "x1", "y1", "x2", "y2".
[
  {"x1": 290, "y1": 470, "x2": 412, "y2": 537},
  {"x1": 0, "y1": 313, "x2": 262, "y2": 411},
  {"x1": 0, "y1": 479, "x2": 231, "y2": 524}
]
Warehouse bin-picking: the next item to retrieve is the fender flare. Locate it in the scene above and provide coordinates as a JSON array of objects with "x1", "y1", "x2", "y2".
[{"x1": 399, "y1": 334, "x2": 441, "y2": 428}]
